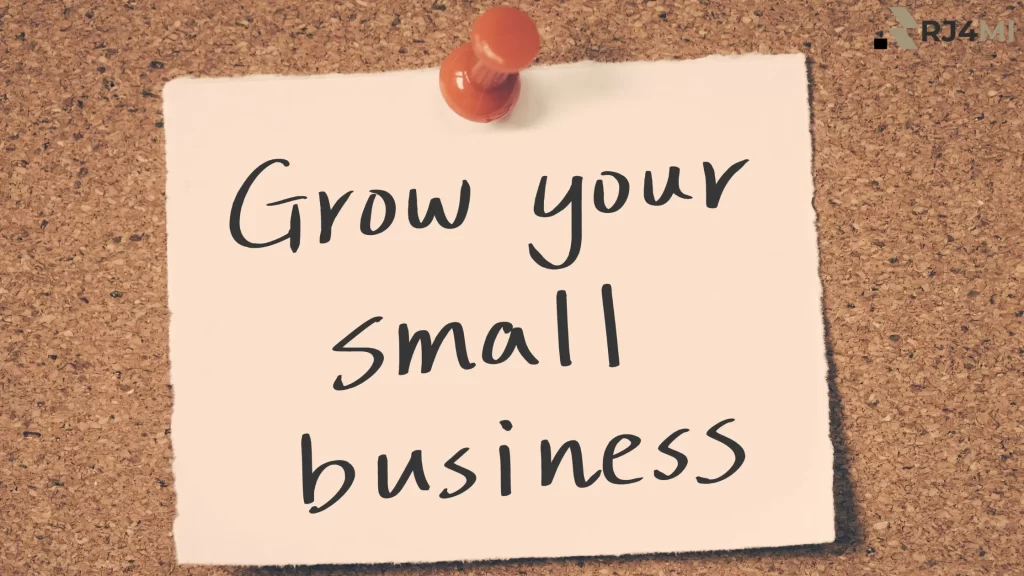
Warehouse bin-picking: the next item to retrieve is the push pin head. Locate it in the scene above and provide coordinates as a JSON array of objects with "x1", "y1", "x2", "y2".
[{"x1": 439, "y1": 6, "x2": 541, "y2": 123}]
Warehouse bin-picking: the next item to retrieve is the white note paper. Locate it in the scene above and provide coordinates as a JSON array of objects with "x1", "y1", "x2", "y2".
[{"x1": 165, "y1": 54, "x2": 833, "y2": 566}]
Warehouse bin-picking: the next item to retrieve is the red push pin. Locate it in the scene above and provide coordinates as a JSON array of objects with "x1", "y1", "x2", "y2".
[{"x1": 439, "y1": 6, "x2": 541, "y2": 123}]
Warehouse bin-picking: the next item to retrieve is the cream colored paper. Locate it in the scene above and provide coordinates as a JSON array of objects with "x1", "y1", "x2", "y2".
[{"x1": 165, "y1": 54, "x2": 833, "y2": 566}]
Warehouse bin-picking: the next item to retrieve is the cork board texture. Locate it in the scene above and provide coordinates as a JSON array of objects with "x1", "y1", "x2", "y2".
[{"x1": 0, "y1": 0, "x2": 1021, "y2": 574}]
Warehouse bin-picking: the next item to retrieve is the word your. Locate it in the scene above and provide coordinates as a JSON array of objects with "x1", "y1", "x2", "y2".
[
  {"x1": 301, "y1": 418, "x2": 746, "y2": 513},
  {"x1": 528, "y1": 161, "x2": 749, "y2": 270},
  {"x1": 331, "y1": 285, "x2": 619, "y2": 390},
  {"x1": 883, "y1": 7, "x2": 1017, "y2": 50}
]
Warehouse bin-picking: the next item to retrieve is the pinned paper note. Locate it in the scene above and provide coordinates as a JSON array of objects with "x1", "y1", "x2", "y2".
[{"x1": 164, "y1": 54, "x2": 833, "y2": 566}]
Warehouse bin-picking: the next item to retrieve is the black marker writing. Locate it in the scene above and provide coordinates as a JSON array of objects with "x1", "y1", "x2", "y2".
[
  {"x1": 301, "y1": 420, "x2": 744, "y2": 511},
  {"x1": 229, "y1": 158, "x2": 299, "y2": 252},
  {"x1": 378, "y1": 450, "x2": 430, "y2": 498},
  {"x1": 262, "y1": 155, "x2": 759, "y2": 514},
  {"x1": 594, "y1": 171, "x2": 629, "y2": 213},
  {"x1": 704, "y1": 160, "x2": 749, "y2": 209},
  {"x1": 603, "y1": 434, "x2": 642, "y2": 485},
  {"x1": 301, "y1": 433, "x2": 355, "y2": 514},
  {"x1": 528, "y1": 162, "x2": 749, "y2": 269},
  {"x1": 644, "y1": 166, "x2": 690, "y2": 205},
  {"x1": 601, "y1": 284, "x2": 620, "y2": 367},
  {"x1": 330, "y1": 287, "x2": 615, "y2": 390},
  {"x1": 696, "y1": 418, "x2": 746, "y2": 484},
  {"x1": 331, "y1": 316, "x2": 384, "y2": 390},
  {"x1": 541, "y1": 439, "x2": 602, "y2": 487},
  {"x1": 360, "y1": 190, "x2": 396, "y2": 235},
  {"x1": 499, "y1": 419, "x2": 513, "y2": 496},
  {"x1": 556, "y1": 289, "x2": 571, "y2": 366},
  {"x1": 482, "y1": 323, "x2": 539, "y2": 365},
  {"x1": 230, "y1": 160, "x2": 471, "y2": 252},
  {"x1": 529, "y1": 176, "x2": 583, "y2": 270},
  {"x1": 439, "y1": 448, "x2": 476, "y2": 499},
  {"x1": 653, "y1": 428, "x2": 690, "y2": 480},
  {"x1": 319, "y1": 190, "x2": 353, "y2": 244},
  {"x1": 409, "y1": 181, "x2": 471, "y2": 229},
  {"x1": 399, "y1": 322, "x2": 477, "y2": 375}
]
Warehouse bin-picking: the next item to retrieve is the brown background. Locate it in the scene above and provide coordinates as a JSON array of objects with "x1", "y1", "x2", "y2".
[{"x1": 1, "y1": 0, "x2": 1021, "y2": 574}]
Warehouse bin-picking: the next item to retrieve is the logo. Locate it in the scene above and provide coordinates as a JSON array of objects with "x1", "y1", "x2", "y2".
[{"x1": 876, "y1": 7, "x2": 1017, "y2": 50}]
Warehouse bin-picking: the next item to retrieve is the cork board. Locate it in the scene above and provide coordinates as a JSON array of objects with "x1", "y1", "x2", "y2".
[{"x1": 1, "y1": 0, "x2": 1021, "y2": 574}]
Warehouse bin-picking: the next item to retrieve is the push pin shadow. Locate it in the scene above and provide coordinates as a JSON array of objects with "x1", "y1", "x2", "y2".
[{"x1": 439, "y1": 7, "x2": 541, "y2": 123}]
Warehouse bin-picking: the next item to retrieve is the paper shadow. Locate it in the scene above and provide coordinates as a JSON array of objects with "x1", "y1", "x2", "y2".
[
  {"x1": 493, "y1": 61, "x2": 621, "y2": 130},
  {"x1": 806, "y1": 51, "x2": 864, "y2": 555},
  {"x1": 243, "y1": 55, "x2": 860, "y2": 576}
]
